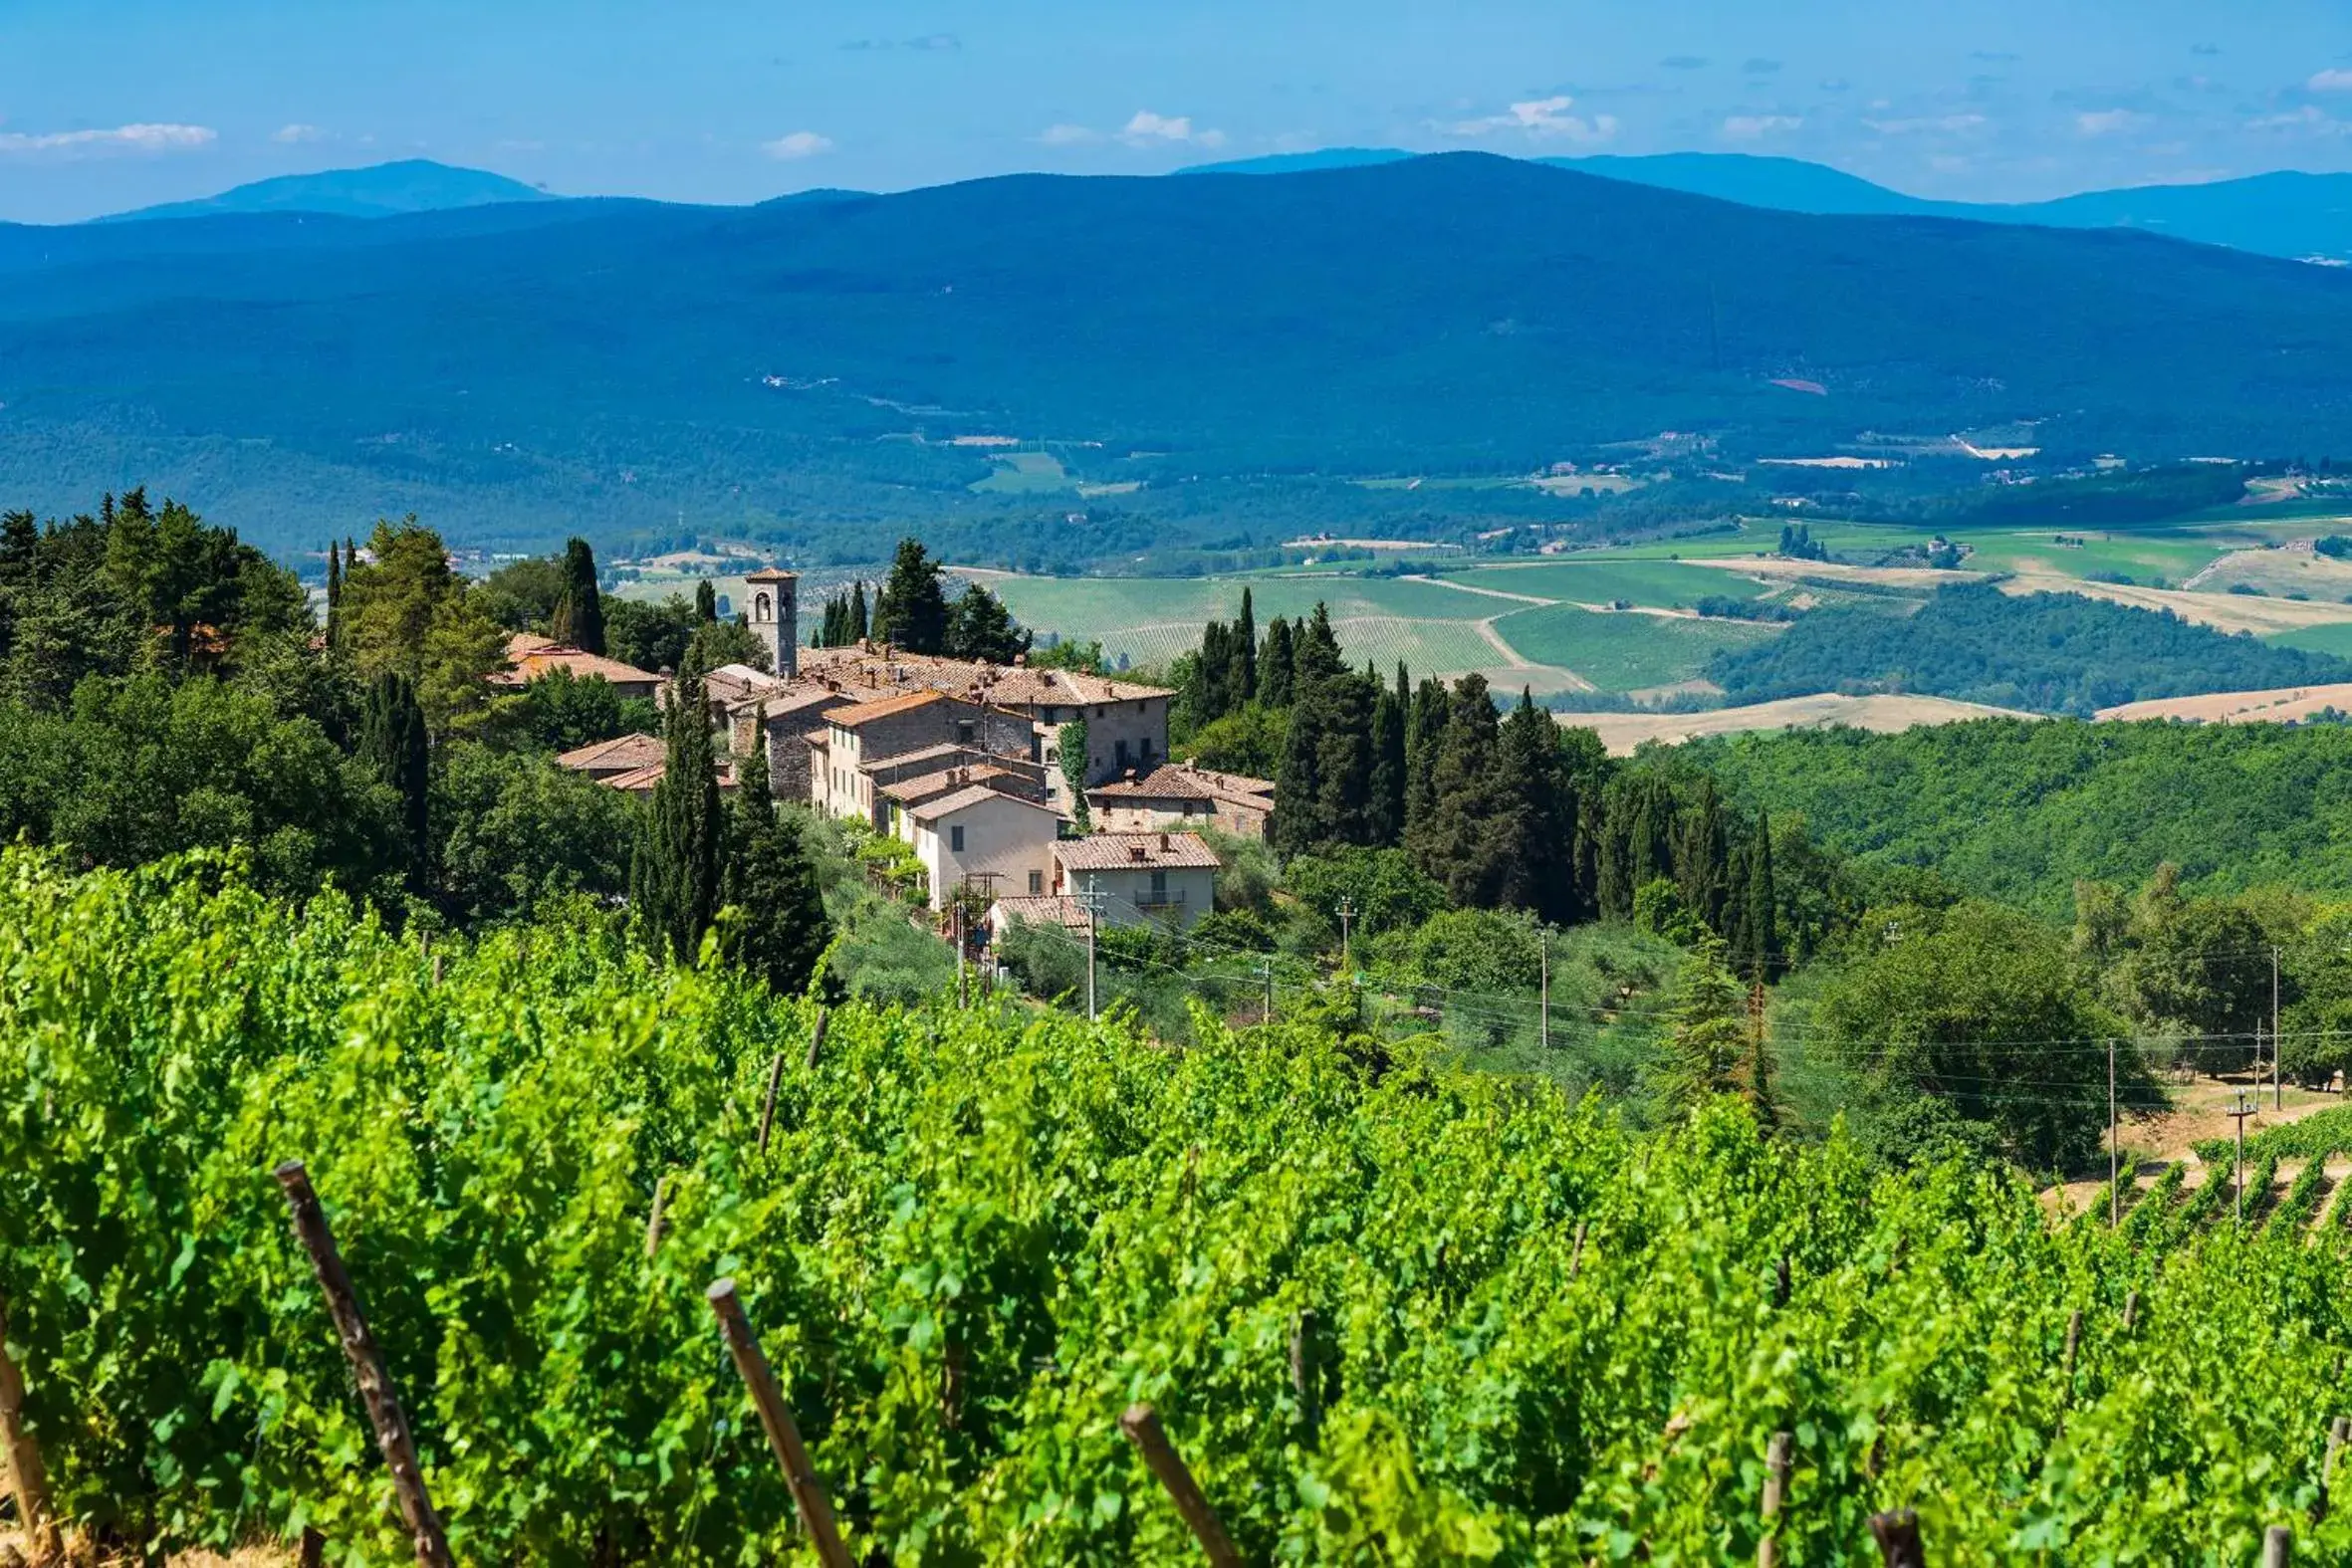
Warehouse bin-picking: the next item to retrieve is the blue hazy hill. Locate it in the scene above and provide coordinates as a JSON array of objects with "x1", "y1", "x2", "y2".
[
  {"x1": 100, "y1": 159, "x2": 557, "y2": 222},
  {"x1": 1182, "y1": 148, "x2": 2352, "y2": 262},
  {"x1": 5, "y1": 152, "x2": 2351, "y2": 550}
]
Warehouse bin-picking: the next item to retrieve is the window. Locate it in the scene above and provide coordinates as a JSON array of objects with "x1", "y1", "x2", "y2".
[
  {"x1": 755, "y1": 591, "x2": 771, "y2": 622},
  {"x1": 957, "y1": 719, "x2": 975, "y2": 744},
  {"x1": 1028, "y1": 870, "x2": 1044, "y2": 895},
  {"x1": 1149, "y1": 870, "x2": 1167, "y2": 900},
  {"x1": 950, "y1": 824, "x2": 965, "y2": 852}
]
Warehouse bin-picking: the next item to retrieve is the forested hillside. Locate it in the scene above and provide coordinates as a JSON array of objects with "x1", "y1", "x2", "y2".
[
  {"x1": 1681, "y1": 717, "x2": 2352, "y2": 911},
  {"x1": 9, "y1": 154, "x2": 2352, "y2": 550},
  {"x1": 4, "y1": 852, "x2": 2349, "y2": 1563},
  {"x1": 1709, "y1": 582, "x2": 2350, "y2": 715}
]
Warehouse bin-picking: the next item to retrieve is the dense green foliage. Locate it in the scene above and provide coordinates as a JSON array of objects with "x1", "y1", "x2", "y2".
[
  {"x1": 5, "y1": 852, "x2": 2352, "y2": 1563},
  {"x1": 1685, "y1": 718, "x2": 2352, "y2": 912},
  {"x1": 1711, "y1": 583, "x2": 2350, "y2": 717}
]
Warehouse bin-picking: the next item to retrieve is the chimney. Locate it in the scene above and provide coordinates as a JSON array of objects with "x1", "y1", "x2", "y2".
[
  {"x1": 1013, "y1": 652, "x2": 1028, "y2": 666},
  {"x1": 1129, "y1": 844, "x2": 1146, "y2": 862},
  {"x1": 1159, "y1": 832, "x2": 1171, "y2": 850}
]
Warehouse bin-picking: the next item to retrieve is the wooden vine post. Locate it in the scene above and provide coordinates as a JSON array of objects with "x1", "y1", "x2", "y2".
[
  {"x1": 274, "y1": 1161, "x2": 454, "y2": 1568},
  {"x1": 0, "y1": 1287, "x2": 62, "y2": 1568},
  {"x1": 1118, "y1": 1403, "x2": 1242, "y2": 1567},
  {"x1": 1289, "y1": 1310, "x2": 1320, "y2": 1452},
  {"x1": 803, "y1": 1008, "x2": 831, "y2": 1072},
  {"x1": 1757, "y1": 1430, "x2": 1792, "y2": 1568},
  {"x1": 757, "y1": 1051, "x2": 788, "y2": 1156},
  {"x1": 2264, "y1": 1523, "x2": 2292, "y2": 1567},
  {"x1": 704, "y1": 1279, "x2": 852, "y2": 1568},
  {"x1": 1869, "y1": 1509, "x2": 1925, "y2": 1568}
]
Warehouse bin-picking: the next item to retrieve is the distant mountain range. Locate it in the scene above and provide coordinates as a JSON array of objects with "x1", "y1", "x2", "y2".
[
  {"x1": 5, "y1": 152, "x2": 2351, "y2": 555},
  {"x1": 99, "y1": 160, "x2": 556, "y2": 223},
  {"x1": 1185, "y1": 149, "x2": 2352, "y2": 264}
]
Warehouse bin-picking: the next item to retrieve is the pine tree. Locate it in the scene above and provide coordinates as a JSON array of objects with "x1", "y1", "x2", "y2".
[
  {"x1": 849, "y1": 581, "x2": 869, "y2": 642},
  {"x1": 632, "y1": 660, "x2": 723, "y2": 964},
  {"x1": 718, "y1": 785, "x2": 831, "y2": 995},
  {"x1": 550, "y1": 538, "x2": 606, "y2": 654},
  {"x1": 945, "y1": 582, "x2": 1031, "y2": 663},
  {"x1": 357, "y1": 672, "x2": 429, "y2": 888},
  {"x1": 694, "y1": 579, "x2": 718, "y2": 623},
  {"x1": 1259, "y1": 617, "x2": 1294, "y2": 708},
  {"x1": 1658, "y1": 941, "x2": 1747, "y2": 1117},
  {"x1": 875, "y1": 540, "x2": 949, "y2": 653},
  {"x1": 1235, "y1": 587, "x2": 1258, "y2": 702},
  {"x1": 1747, "y1": 811, "x2": 1778, "y2": 982}
]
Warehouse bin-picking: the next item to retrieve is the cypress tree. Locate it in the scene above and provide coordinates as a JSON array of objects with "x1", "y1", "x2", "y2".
[
  {"x1": 1366, "y1": 675, "x2": 1407, "y2": 849},
  {"x1": 326, "y1": 541, "x2": 344, "y2": 648},
  {"x1": 849, "y1": 581, "x2": 869, "y2": 642},
  {"x1": 358, "y1": 672, "x2": 429, "y2": 888},
  {"x1": 551, "y1": 538, "x2": 606, "y2": 654},
  {"x1": 1403, "y1": 673, "x2": 1447, "y2": 844},
  {"x1": 695, "y1": 579, "x2": 718, "y2": 623},
  {"x1": 632, "y1": 659, "x2": 723, "y2": 964},
  {"x1": 1410, "y1": 673, "x2": 1508, "y2": 906},
  {"x1": 1675, "y1": 779, "x2": 1731, "y2": 936},
  {"x1": 1191, "y1": 621, "x2": 1233, "y2": 725},
  {"x1": 718, "y1": 784, "x2": 832, "y2": 995},
  {"x1": 1236, "y1": 587, "x2": 1258, "y2": 701},
  {"x1": 1747, "y1": 811, "x2": 1778, "y2": 982},
  {"x1": 1495, "y1": 687, "x2": 1575, "y2": 922},
  {"x1": 1260, "y1": 617, "x2": 1294, "y2": 708}
]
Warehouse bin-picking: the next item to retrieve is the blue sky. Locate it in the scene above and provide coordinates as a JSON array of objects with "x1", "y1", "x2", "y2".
[{"x1": 3, "y1": 0, "x2": 2351, "y2": 222}]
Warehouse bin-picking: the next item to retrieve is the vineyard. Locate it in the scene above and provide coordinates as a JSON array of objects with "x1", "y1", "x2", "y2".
[{"x1": 5, "y1": 848, "x2": 2352, "y2": 1563}]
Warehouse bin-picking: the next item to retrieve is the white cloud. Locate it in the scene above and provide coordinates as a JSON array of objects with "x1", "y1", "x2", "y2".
[
  {"x1": 1863, "y1": 112, "x2": 1988, "y2": 135},
  {"x1": 2075, "y1": 109, "x2": 2149, "y2": 136},
  {"x1": 1442, "y1": 95, "x2": 1619, "y2": 143},
  {"x1": 762, "y1": 130, "x2": 833, "y2": 160},
  {"x1": 1038, "y1": 122, "x2": 1101, "y2": 146},
  {"x1": 1113, "y1": 112, "x2": 1225, "y2": 147},
  {"x1": 2308, "y1": 69, "x2": 2352, "y2": 92},
  {"x1": 271, "y1": 123, "x2": 327, "y2": 144},
  {"x1": 2250, "y1": 104, "x2": 2350, "y2": 134},
  {"x1": 0, "y1": 121, "x2": 217, "y2": 157},
  {"x1": 1721, "y1": 114, "x2": 1803, "y2": 140}
]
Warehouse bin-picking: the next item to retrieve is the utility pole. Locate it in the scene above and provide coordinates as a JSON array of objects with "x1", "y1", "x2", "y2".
[
  {"x1": 2226, "y1": 1091, "x2": 2260, "y2": 1226},
  {"x1": 1539, "y1": 927, "x2": 1550, "y2": 1052},
  {"x1": 2108, "y1": 1037, "x2": 2118, "y2": 1229},
  {"x1": 954, "y1": 895, "x2": 968, "y2": 1008},
  {"x1": 2274, "y1": 944, "x2": 2284, "y2": 1110},
  {"x1": 1083, "y1": 881, "x2": 1101, "y2": 1020},
  {"x1": 1336, "y1": 897, "x2": 1356, "y2": 973}
]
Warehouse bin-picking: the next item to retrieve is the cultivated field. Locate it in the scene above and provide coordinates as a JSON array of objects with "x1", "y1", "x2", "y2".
[
  {"x1": 1566, "y1": 693, "x2": 2034, "y2": 755},
  {"x1": 1489, "y1": 602, "x2": 1778, "y2": 694},
  {"x1": 1443, "y1": 559, "x2": 1774, "y2": 607},
  {"x1": 2096, "y1": 682, "x2": 2352, "y2": 724}
]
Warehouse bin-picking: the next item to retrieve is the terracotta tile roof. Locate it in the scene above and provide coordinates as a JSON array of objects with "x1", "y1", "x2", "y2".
[
  {"x1": 1087, "y1": 761, "x2": 1276, "y2": 804},
  {"x1": 988, "y1": 895, "x2": 1092, "y2": 932},
  {"x1": 557, "y1": 733, "x2": 665, "y2": 773},
  {"x1": 880, "y1": 765, "x2": 1022, "y2": 804},
  {"x1": 600, "y1": 758, "x2": 739, "y2": 794},
  {"x1": 491, "y1": 633, "x2": 663, "y2": 690},
  {"x1": 825, "y1": 689, "x2": 952, "y2": 728},
  {"x1": 906, "y1": 784, "x2": 1060, "y2": 822},
  {"x1": 1053, "y1": 831, "x2": 1223, "y2": 871}
]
